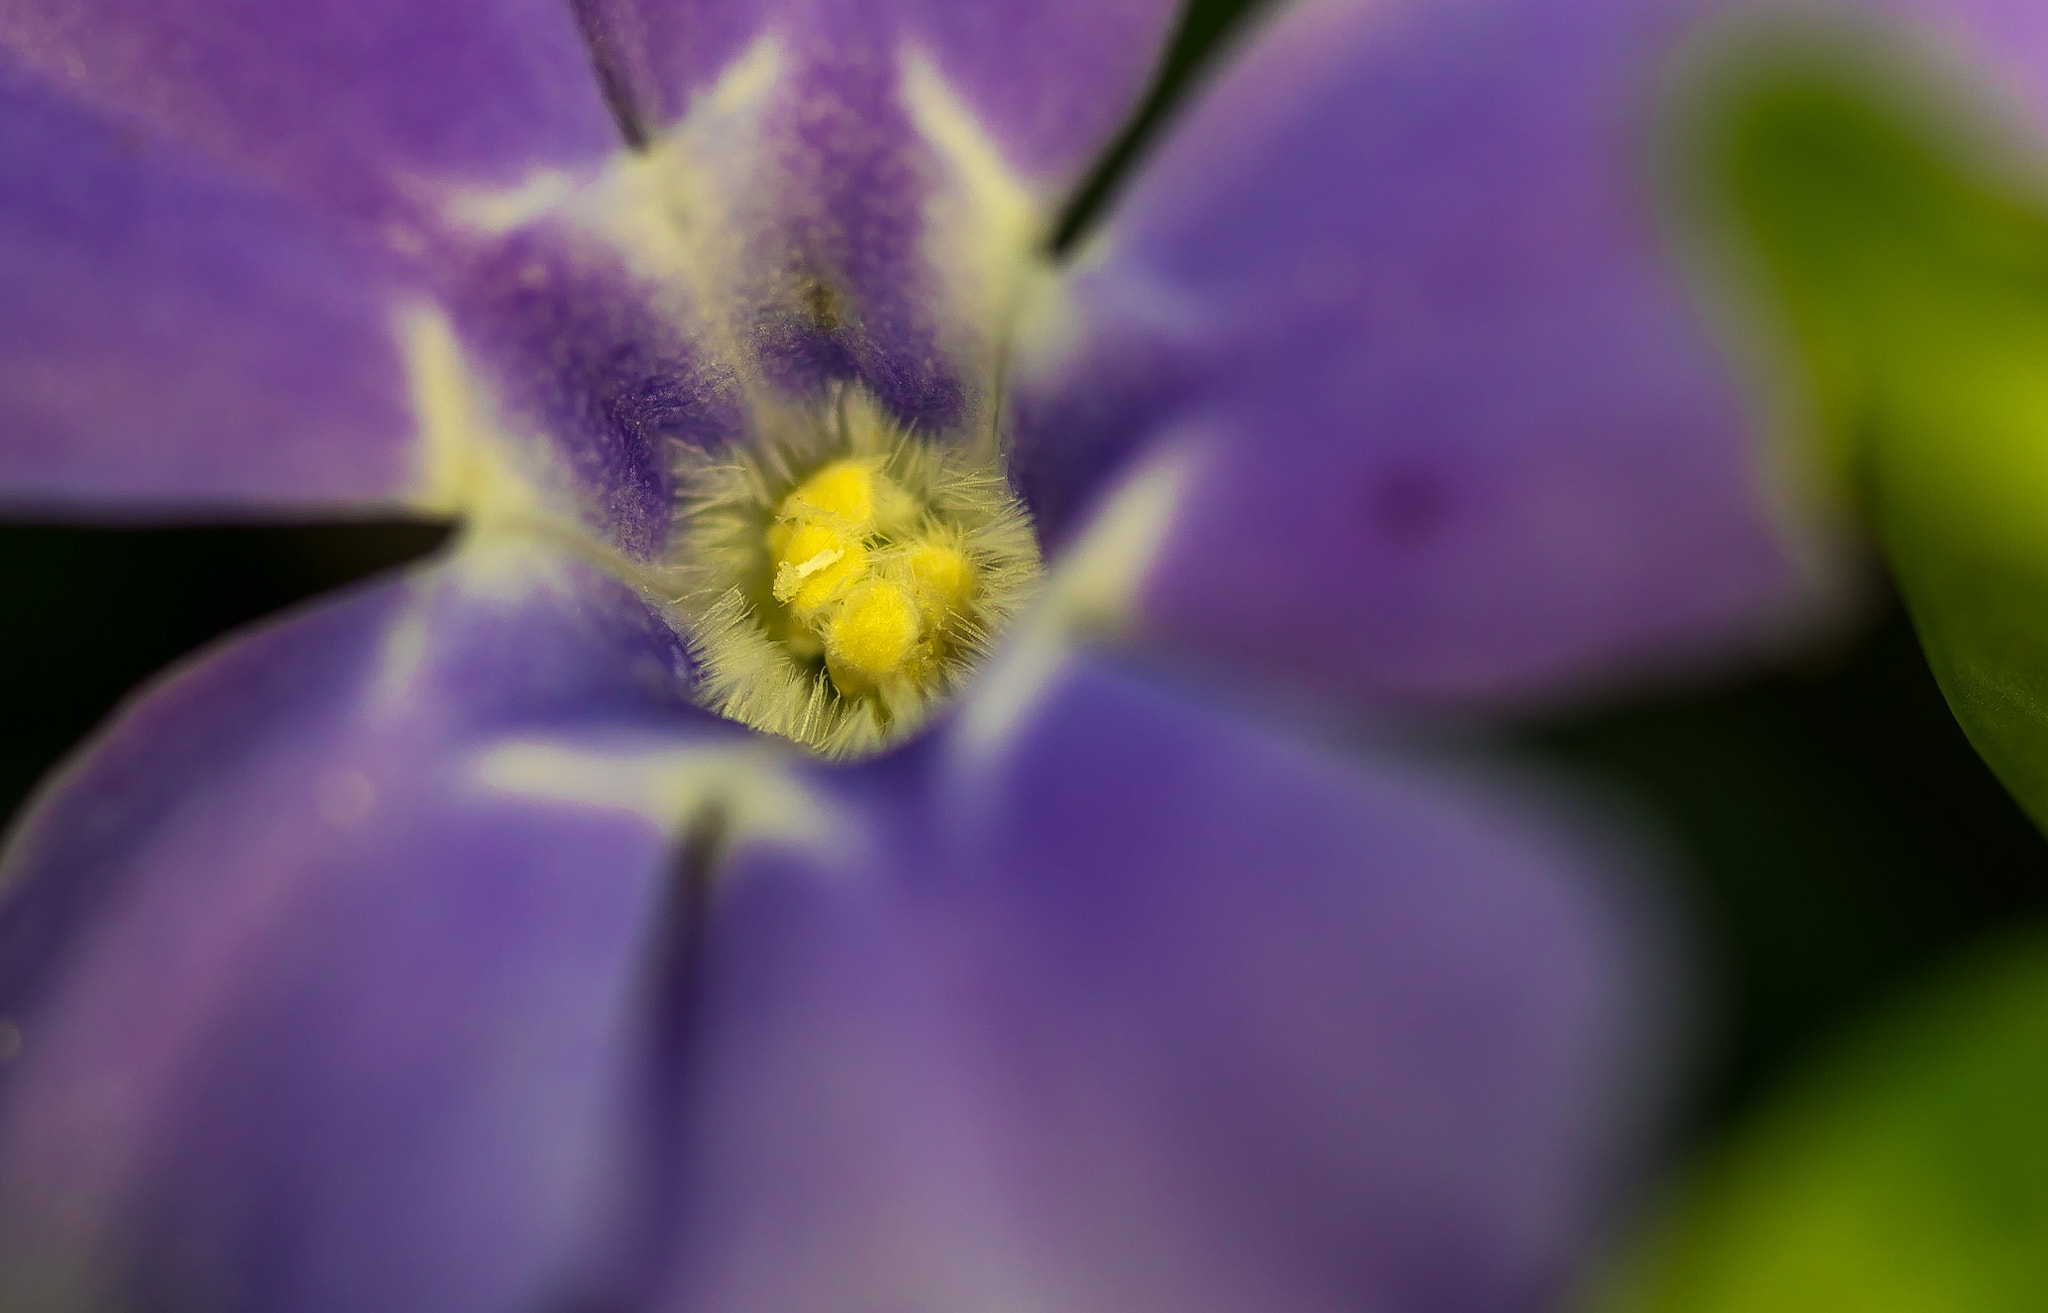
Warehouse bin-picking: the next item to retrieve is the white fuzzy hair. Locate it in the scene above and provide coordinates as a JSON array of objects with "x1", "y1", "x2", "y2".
[{"x1": 657, "y1": 384, "x2": 1042, "y2": 758}]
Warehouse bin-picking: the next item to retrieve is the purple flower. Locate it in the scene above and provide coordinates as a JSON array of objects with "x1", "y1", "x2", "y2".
[{"x1": 0, "y1": 0, "x2": 1835, "y2": 1310}]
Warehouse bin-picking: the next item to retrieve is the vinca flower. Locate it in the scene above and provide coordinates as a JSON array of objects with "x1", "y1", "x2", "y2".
[{"x1": 0, "y1": 0, "x2": 1835, "y2": 1309}]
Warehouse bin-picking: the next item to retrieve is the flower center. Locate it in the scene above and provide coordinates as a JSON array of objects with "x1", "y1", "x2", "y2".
[
  {"x1": 768, "y1": 458, "x2": 977, "y2": 693},
  {"x1": 666, "y1": 389, "x2": 1041, "y2": 758}
]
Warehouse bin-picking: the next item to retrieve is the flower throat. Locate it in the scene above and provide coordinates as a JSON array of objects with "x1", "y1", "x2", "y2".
[{"x1": 666, "y1": 388, "x2": 1042, "y2": 758}]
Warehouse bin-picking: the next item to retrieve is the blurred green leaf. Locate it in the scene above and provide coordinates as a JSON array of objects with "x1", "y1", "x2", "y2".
[
  {"x1": 1599, "y1": 931, "x2": 2048, "y2": 1312},
  {"x1": 1684, "y1": 30, "x2": 2048, "y2": 831}
]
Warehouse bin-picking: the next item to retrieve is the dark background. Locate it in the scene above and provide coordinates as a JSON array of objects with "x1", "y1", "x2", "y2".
[{"x1": 4, "y1": 0, "x2": 2044, "y2": 1153}]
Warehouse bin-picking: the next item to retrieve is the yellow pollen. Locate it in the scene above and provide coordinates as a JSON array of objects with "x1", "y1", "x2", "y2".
[
  {"x1": 772, "y1": 522, "x2": 868, "y2": 618},
  {"x1": 671, "y1": 397, "x2": 1043, "y2": 760},
  {"x1": 788, "y1": 459, "x2": 873, "y2": 528},
  {"x1": 782, "y1": 458, "x2": 886, "y2": 533},
  {"x1": 825, "y1": 579, "x2": 923, "y2": 691},
  {"x1": 902, "y1": 537, "x2": 976, "y2": 628}
]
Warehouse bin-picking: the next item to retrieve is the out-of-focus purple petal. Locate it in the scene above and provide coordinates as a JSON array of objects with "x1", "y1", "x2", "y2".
[
  {"x1": 0, "y1": 57, "x2": 420, "y2": 512},
  {"x1": 0, "y1": 565, "x2": 1659, "y2": 1309},
  {"x1": 1012, "y1": 0, "x2": 1840, "y2": 710},
  {"x1": 0, "y1": 0, "x2": 618, "y2": 221},
  {"x1": 890, "y1": 0, "x2": 1180, "y2": 182},
  {"x1": 1854, "y1": 0, "x2": 2048, "y2": 127},
  {"x1": 0, "y1": 540, "x2": 811, "y2": 1313},
  {"x1": 580, "y1": 0, "x2": 1177, "y2": 185},
  {"x1": 650, "y1": 653, "x2": 1657, "y2": 1311}
]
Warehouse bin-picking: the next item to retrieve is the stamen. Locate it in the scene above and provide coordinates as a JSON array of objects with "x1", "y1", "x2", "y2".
[
  {"x1": 825, "y1": 579, "x2": 924, "y2": 693},
  {"x1": 902, "y1": 534, "x2": 975, "y2": 627},
  {"x1": 664, "y1": 386, "x2": 1043, "y2": 757},
  {"x1": 771, "y1": 523, "x2": 863, "y2": 616}
]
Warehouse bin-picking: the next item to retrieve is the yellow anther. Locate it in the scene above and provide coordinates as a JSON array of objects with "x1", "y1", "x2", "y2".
[
  {"x1": 902, "y1": 537, "x2": 976, "y2": 626},
  {"x1": 782, "y1": 459, "x2": 878, "y2": 532},
  {"x1": 672, "y1": 390, "x2": 1045, "y2": 756},
  {"x1": 825, "y1": 579, "x2": 923, "y2": 690},
  {"x1": 772, "y1": 522, "x2": 868, "y2": 617}
]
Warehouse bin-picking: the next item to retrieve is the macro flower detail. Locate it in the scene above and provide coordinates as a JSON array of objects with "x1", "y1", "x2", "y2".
[
  {"x1": 0, "y1": 0, "x2": 1840, "y2": 1310},
  {"x1": 668, "y1": 386, "x2": 1042, "y2": 754}
]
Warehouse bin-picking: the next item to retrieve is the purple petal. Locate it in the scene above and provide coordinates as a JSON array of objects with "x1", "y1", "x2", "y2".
[
  {"x1": 0, "y1": 53, "x2": 745, "y2": 541},
  {"x1": 582, "y1": 0, "x2": 1177, "y2": 184},
  {"x1": 892, "y1": 0, "x2": 1179, "y2": 182},
  {"x1": 1011, "y1": 0, "x2": 1841, "y2": 710},
  {"x1": 652, "y1": 654, "x2": 1660, "y2": 1311},
  {"x1": 0, "y1": 550, "x2": 1658, "y2": 1308},
  {"x1": 0, "y1": 541, "x2": 758, "y2": 1313},
  {"x1": 0, "y1": 0, "x2": 618, "y2": 220},
  {"x1": 562, "y1": 0, "x2": 1175, "y2": 435},
  {"x1": 0, "y1": 57, "x2": 420, "y2": 511},
  {"x1": 1855, "y1": 0, "x2": 2048, "y2": 128},
  {"x1": 438, "y1": 225, "x2": 747, "y2": 560},
  {"x1": 721, "y1": 21, "x2": 976, "y2": 430}
]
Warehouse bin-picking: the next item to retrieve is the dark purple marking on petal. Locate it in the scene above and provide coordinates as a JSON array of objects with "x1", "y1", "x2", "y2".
[
  {"x1": 444, "y1": 226, "x2": 747, "y2": 561},
  {"x1": 0, "y1": 56, "x2": 418, "y2": 512},
  {"x1": 560, "y1": 0, "x2": 1175, "y2": 439},
  {"x1": 1363, "y1": 460, "x2": 1457, "y2": 552},
  {"x1": 1011, "y1": 0, "x2": 1831, "y2": 709},
  {"x1": 738, "y1": 29, "x2": 966, "y2": 432},
  {"x1": 647, "y1": 654, "x2": 1658, "y2": 1312}
]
